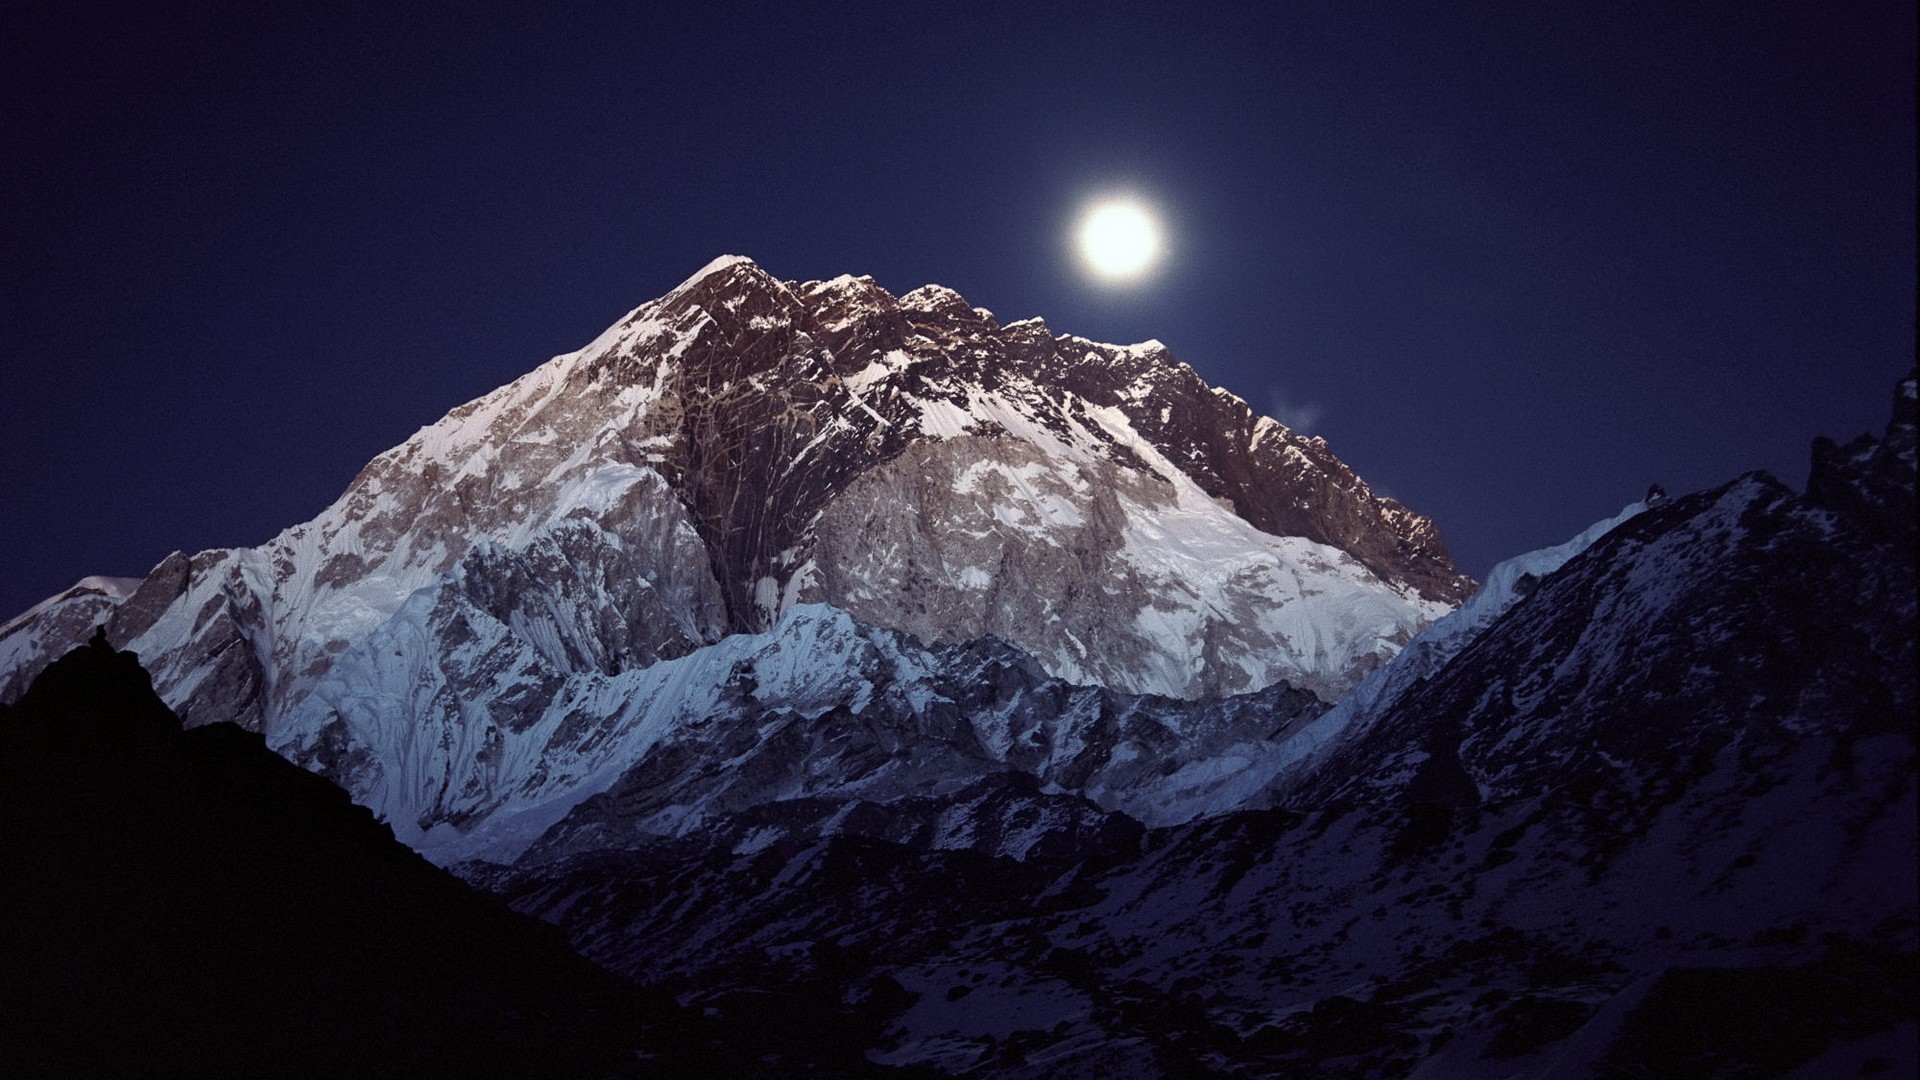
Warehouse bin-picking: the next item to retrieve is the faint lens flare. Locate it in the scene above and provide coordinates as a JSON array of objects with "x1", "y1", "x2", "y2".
[
  {"x1": 1268, "y1": 392, "x2": 1324, "y2": 436},
  {"x1": 1076, "y1": 197, "x2": 1162, "y2": 280}
]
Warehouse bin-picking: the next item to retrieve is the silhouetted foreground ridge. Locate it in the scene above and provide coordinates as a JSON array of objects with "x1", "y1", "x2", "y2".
[{"x1": 0, "y1": 630, "x2": 654, "y2": 1078}]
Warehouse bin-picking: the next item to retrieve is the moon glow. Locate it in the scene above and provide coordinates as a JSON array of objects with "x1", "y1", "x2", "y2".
[{"x1": 1076, "y1": 199, "x2": 1161, "y2": 280}]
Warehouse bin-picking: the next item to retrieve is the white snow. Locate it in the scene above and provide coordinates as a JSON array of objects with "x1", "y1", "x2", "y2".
[
  {"x1": 0, "y1": 574, "x2": 142, "y2": 637},
  {"x1": 676, "y1": 253, "x2": 757, "y2": 289},
  {"x1": 843, "y1": 360, "x2": 893, "y2": 393}
]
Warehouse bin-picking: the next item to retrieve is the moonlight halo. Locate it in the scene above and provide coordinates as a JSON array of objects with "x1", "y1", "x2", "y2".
[{"x1": 1076, "y1": 198, "x2": 1162, "y2": 281}]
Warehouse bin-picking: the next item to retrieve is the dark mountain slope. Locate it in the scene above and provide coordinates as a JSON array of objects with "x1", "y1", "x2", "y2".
[
  {"x1": 0, "y1": 632, "x2": 654, "y2": 1077},
  {"x1": 1293, "y1": 373, "x2": 1916, "y2": 834}
]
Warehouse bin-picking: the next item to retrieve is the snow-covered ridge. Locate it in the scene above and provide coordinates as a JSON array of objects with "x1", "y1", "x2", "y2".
[
  {"x1": 0, "y1": 576, "x2": 146, "y2": 703},
  {"x1": 0, "y1": 576, "x2": 140, "y2": 639},
  {"x1": 1271, "y1": 499, "x2": 1649, "y2": 785},
  {"x1": 273, "y1": 598, "x2": 1324, "y2": 867}
]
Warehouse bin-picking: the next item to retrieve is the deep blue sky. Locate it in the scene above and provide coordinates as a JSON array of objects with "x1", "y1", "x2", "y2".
[{"x1": 3, "y1": 1, "x2": 1913, "y2": 620}]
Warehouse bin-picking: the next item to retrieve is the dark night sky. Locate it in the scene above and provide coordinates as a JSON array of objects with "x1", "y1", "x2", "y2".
[{"x1": 3, "y1": 1, "x2": 1913, "y2": 621}]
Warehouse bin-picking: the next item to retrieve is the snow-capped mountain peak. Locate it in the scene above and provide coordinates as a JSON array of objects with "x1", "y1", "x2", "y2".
[{"x1": 0, "y1": 256, "x2": 1474, "y2": 867}]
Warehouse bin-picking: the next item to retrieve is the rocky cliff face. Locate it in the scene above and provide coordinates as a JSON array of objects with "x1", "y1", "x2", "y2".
[
  {"x1": 809, "y1": 434, "x2": 1431, "y2": 702},
  {"x1": 0, "y1": 255, "x2": 1466, "y2": 867}
]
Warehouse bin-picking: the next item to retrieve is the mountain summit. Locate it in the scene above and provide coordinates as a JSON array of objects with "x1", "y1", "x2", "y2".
[{"x1": 0, "y1": 257, "x2": 1465, "y2": 863}]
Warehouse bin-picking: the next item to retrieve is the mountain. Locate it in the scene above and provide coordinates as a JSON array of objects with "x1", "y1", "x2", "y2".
[
  {"x1": 497, "y1": 371, "x2": 1918, "y2": 1076},
  {"x1": 0, "y1": 256, "x2": 1463, "y2": 866},
  {"x1": 3, "y1": 256, "x2": 1910, "y2": 1076}
]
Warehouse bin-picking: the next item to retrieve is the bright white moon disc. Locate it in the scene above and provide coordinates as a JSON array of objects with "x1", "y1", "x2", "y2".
[{"x1": 1077, "y1": 201, "x2": 1160, "y2": 279}]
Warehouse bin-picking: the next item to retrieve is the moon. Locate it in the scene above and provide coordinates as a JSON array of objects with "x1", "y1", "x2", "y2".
[{"x1": 1076, "y1": 199, "x2": 1162, "y2": 280}]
